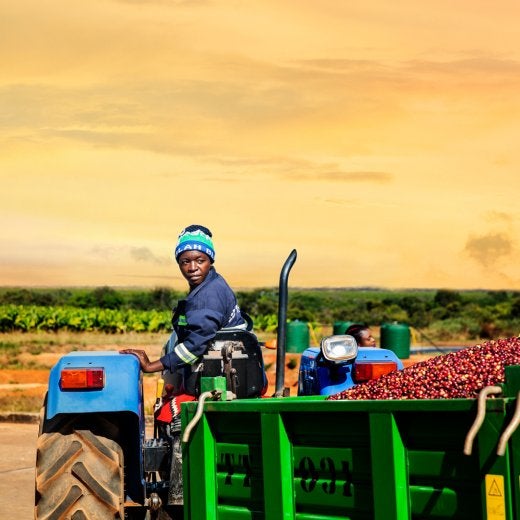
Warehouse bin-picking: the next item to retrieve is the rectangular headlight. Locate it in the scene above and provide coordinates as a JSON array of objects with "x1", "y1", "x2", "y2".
[{"x1": 321, "y1": 335, "x2": 358, "y2": 362}]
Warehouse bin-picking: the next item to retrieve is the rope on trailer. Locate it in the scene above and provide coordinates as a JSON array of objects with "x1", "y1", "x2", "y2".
[
  {"x1": 463, "y1": 385, "x2": 502, "y2": 456},
  {"x1": 182, "y1": 390, "x2": 220, "y2": 444},
  {"x1": 496, "y1": 391, "x2": 520, "y2": 456}
]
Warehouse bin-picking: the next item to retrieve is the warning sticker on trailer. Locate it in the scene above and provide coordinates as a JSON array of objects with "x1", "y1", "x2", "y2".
[{"x1": 485, "y1": 474, "x2": 505, "y2": 520}]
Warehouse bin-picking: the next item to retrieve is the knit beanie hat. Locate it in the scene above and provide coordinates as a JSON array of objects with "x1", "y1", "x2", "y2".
[{"x1": 174, "y1": 224, "x2": 215, "y2": 263}]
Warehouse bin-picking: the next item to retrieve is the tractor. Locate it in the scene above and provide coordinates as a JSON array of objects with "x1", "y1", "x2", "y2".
[{"x1": 34, "y1": 249, "x2": 403, "y2": 519}]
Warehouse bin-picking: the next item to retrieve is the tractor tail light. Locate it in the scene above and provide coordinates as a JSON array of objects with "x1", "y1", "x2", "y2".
[
  {"x1": 60, "y1": 368, "x2": 105, "y2": 390},
  {"x1": 352, "y1": 362, "x2": 398, "y2": 384}
]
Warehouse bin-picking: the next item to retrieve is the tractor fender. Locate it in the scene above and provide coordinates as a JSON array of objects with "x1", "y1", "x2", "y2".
[{"x1": 46, "y1": 351, "x2": 143, "y2": 420}]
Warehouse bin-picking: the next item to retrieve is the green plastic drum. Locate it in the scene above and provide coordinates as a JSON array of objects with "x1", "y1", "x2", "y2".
[
  {"x1": 286, "y1": 320, "x2": 310, "y2": 353},
  {"x1": 333, "y1": 321, "x2": 355, "y2": 335},
  {"x1": 380, "y1": 322, "x2": 411, "y2": 359}
]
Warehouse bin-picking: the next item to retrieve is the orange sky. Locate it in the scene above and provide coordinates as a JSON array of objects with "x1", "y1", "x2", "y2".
[{"x1": 2, "y1": 0, "x2": 520, "y2": 290}]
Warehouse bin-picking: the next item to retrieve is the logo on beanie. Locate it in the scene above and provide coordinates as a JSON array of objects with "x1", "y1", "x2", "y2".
[{"x1": 175, "y1": 228, "x2": 215, "y2": 262}]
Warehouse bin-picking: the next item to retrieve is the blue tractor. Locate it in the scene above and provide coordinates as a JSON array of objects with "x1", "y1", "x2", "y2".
[{"x1": 34, "y1": 250, "x2": 404, "y2": 519}]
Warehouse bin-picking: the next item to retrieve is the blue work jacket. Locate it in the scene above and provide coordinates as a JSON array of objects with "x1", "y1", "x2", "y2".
[{"x1": 160, "y1": 267, "x2": 244, "y2": 371}]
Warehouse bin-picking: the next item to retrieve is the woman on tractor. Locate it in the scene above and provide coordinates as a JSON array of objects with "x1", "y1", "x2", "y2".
[
  {"x1": 120, "y1": 225, "x2": 250, "y2": 506},
  {"x1": 120, "y1": 224, "x2": 247, "y2": 381},
  {"x1": 346, "y1": 323, "x2": 377, "y2": 347}
]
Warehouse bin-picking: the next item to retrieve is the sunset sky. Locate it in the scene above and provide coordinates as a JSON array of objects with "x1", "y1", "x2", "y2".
[{"x1": 2, "y1": 0, "x2": 520, "y2": 291}]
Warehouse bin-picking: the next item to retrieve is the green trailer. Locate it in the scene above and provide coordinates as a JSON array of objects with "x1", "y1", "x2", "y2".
[{"x1": 181, "y1": 366, "x2": 520, "y2": 520}]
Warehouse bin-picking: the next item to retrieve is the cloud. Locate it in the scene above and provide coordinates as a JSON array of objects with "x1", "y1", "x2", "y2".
[
  {"x1": 484, "y1": 211, "x2": 514, "y2": 224},
  {"x1": 116, "y1": 273, "x2": 174, "y2": 280},
  {"x1": 90, "y1": 245, "x2": 168, "y2": 265},
  {"x1": 129, "y1": 247, "x2": 167, "y2": 264},
  {"x1": 272, "y1": 157, "x2": 394, "y2": 183},
  {"x1": 464, "y1": 232, "x2": 514, "y2": 268},
  {"x1": 293, "y1": 171, "x2": 392, "y2": 183},
  {"x1": 113, "y1": 0, "x2": 203, "y2": 4},
  {"x1": 297, "y1": 59, "x2": 387, "y2": 73},
  {"x1": 293, "y1": 55, "x2": 520, "y2": 91},
  {"x1": 321, "y1": 197, "x2": 356, "y2": 206},
  {"x1": 3, "y1": 52, "x2": 519, "y2": 158},
  {"x1": 181, "y1": 155, "x2": 395, "y2": 184},
  {"x1": 90, "y1": 245, "x2": 119, "y2": 260},
  {"x1": 405, "y1": 57, "x2": 520, "y2": 79}
]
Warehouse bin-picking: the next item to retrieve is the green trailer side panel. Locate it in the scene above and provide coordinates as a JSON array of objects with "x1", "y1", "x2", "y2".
[
  {"x1": 508, "y1": 412, "x2": 520, "y2": 520},
  {"x1": 261, "y1": 412, "x2": 295, "y2": 519},
  {"x1": 216, "y1": 443, "x2": 264, "y2": 506},
  {"x1": 503, "y1": 366, "x2": 520, "y2": 519},
  {"x1": 212, "y1": 413, "x2": 264, "y2": 518},
  {"x1": 286, "y1": 410, "x2": 373, "y2": 519},
  {"x1": 477, "y1": 408, "x2": 513, "y2": 520},
  {"x1": 183, "y1": 413, "x2": 217, "y2": 519},
  {"x1": 182, "y1": 388, "x2": 520, "y2": 520},
  {"x1": 408, "y1": 450, "x2": 480, "y2": 517},
  {"x1": 370, "y1": 412, "x2": 409, "y2": 520}
]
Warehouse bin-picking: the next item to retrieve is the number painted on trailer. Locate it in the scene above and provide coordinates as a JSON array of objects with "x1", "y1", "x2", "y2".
[
  {"x1": 219, "y1": 451, "x2": 354, "y2": 497},
  {"x1": 298, "y1": 456, "x2": 353, "y2": 496},
  {"x1": 220, "y1": 452, "x2": 252, "y2": 487}
]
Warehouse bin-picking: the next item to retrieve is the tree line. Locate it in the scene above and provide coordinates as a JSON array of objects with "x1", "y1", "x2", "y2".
[{"x1": 1, "y1": 286, "x2": 520, "y2": 340}]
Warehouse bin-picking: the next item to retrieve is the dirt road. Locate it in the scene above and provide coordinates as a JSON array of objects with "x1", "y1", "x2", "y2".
[{"x1": 0, "y1": 421, "x2": 39, "y2": 519}]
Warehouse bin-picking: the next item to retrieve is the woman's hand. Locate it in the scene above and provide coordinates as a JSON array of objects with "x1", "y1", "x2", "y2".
[{"x1": 120, "y1": 349, "x2": 164, "y2": 373}]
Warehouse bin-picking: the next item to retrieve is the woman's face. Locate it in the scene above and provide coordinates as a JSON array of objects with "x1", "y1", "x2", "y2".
[
  {"x1": 359, "y1": 328, "x2": 376, "y2": 347},
  {"x1": 178, "y1": 250, "x2": 212, "y2": 288}
]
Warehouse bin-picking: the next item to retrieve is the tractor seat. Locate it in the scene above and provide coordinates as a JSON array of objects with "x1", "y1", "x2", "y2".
[{"x1": 202, "y1": 328, "x2": 267, "y2": 398}]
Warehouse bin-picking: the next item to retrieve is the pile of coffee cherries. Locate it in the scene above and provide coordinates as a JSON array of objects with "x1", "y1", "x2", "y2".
[{"x1": 328, "y1": 337, "x2": 520, "y2": 401}]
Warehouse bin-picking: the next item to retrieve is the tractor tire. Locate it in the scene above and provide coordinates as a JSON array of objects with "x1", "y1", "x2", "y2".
[{"x1": 35, "y1": 425, "x2": 124, "y2": 520}]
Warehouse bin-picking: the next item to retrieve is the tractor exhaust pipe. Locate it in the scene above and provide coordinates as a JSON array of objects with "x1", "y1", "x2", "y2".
[{"x1": 274, "y1": 249, "x2": 297, "y2": 397}]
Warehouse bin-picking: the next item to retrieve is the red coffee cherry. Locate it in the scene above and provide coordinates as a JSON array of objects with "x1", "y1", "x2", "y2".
[{"x1": 327, "y1": 337, "x2": 520, "y2": 401}]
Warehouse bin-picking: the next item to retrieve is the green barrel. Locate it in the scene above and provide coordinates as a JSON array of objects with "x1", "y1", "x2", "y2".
[
  {"x1": 286, "y1": 320, "x2": 310, "y2": 353},
  {"x1": 333, "y1": 321, "x2": 354, "y2": 335},
  {"x1": 380, "y1": 322, "x2": 410, "y2": 359}
]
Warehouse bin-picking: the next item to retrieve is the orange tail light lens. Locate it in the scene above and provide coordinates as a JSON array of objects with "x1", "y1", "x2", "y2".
[
  {"x1": 352, "y1": 362, "x2": 398, "y2": 383},
  {"x1": 60, "y1": 368, "x2": 105, "y2": 389}
]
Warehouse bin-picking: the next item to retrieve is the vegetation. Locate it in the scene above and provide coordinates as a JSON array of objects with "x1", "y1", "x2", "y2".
[
  {"x1": 1, "y1": 286, "x2": 519, "y2": 414},
  {"x1": 0, "y1": 305, "x2": 171, "y2": 333},
  {"x1": 1, "y1": 286, "x2": 520, "y2": 342}
]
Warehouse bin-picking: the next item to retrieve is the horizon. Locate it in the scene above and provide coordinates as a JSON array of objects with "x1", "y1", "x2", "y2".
[{"x1": 0, "y1": 284, "x2": 513, "y2": 294}]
